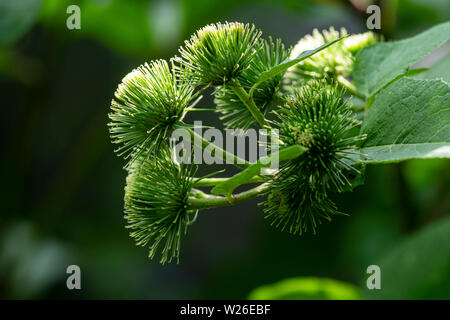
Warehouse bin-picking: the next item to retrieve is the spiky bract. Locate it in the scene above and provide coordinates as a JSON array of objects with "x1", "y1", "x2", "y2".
[
  {"x1": 176, "y1": 22, "x2": 261, "y2": 86},
  {"x1": 263, "y1": 172, "x2": 339, "y2": 235},
  {"x1": 284, "y1": 28, "x2": 377, "y2": 88},
  {"x1": 263, "y1": 81, "x2": 364, "y2": 234},
  {"x1": 109, "y1": 60, "x2": 194, "y2": 164},
  {"x1": 215, "y1": 38, "x2": 289, "y2": 129},
  {"x1": 276, "y1": 81, "x2": 364, "y2": 191},
  {"x1": 124, "y1": 155, "x2": 196, "y2": 264}
]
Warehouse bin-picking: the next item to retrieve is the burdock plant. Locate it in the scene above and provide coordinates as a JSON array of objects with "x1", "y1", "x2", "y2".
[
  {"x1": 215, "y1": 37, "x2": 289, "y2": 130},
  {"x1": 176, "y1": 22, "x2": 261, "y2": 86},
  {"x1": 109, "y1": 60, "x2": 195, "y2": 163},
  {"x1": 265, "y1": 81, "x2": 364, "y2": 235},
  {"x1": 124, "y1": 154, "x2": 196, "y2": 264},
  {"x1": 108, "y1": 21, "x2": 450, "y2": 264}
]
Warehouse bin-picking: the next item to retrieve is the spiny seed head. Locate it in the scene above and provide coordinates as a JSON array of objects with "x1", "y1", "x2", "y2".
[
  {"x1": 284, "y1": 27, "x2": 378, "y2": 89},
  {"x1": 175, "y1": 22, "x2": 262, "y2": 86},
  {"x1": 124, "y1": 155, "x2": 196, "y2": 264},
  {"x1": 108, "y1": 60, "x2": 194, "y2": 165},
  {"x1": 262, "y1": 81, "x2": 364, "y2": 235},
  {"x1": 275, "y1": 80, "x2": 365, "y2": 192},
  {"x1": 262, "y1": 172, "x2": 340, "y2": 235},
  {"x1": 215, "y1": 37, "x2": 289, "y2": 129}
]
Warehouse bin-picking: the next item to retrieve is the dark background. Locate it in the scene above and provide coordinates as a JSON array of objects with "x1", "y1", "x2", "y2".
[{"x1": 0, "y1": 0, "x2": 449, "y2": 299}]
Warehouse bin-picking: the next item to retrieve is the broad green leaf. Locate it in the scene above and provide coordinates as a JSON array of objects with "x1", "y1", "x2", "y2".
[
  {"x1": 248, "y1": 277, "x2": 360, "y2": 300},
  {"x1": 0, "y1": 0, "x2": 42, "y2": 47},
  {"x1": 249, "y1": 37, "x2": 344, "y2": 98},
  {"x1": 361, "y1": 143, "x2": 450, "y2": 164},
  {"x1": 414, "y1": 54, "x2": 450, "y2": 83},
  {"x1": 211, "y1": 145, "x2": 306, "y2": 197},
  {"x1": 363, "y1": 216, "x2": 450, "y2": 299},
  {"x1": 353, "y1": 22, "x2": 450, "y2": 98},
  {"x1": 360, "y1": 78, "x2": 450, "y2": 163}
]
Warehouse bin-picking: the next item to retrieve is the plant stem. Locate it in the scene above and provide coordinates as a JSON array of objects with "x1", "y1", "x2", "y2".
[
  {"x1": 337, "y1": 75, "x2": 366, "y2": 100},
  {"x1": 185, "y1": 127, "x2": 250, "y2": 169},
  {"x1": 194, "y1": 176, "x2": 265, "y2": 187},
  {"x1": 185, "y1": 108, "x2": 216, "y2": 112},
  {"x1": 230, "y1": 79, "x2": 267, "y2": 127},
  {"x1": 211, "y1": 144, "x2": 307, "y2": 196},
  {"x1": 188, "y1": 183, "x2": 269, "y2": 210},
  {"x1": 350, "y1": 104, "x2": 366, "y2": 113},
  {"x1": 365, "y1": 95, "x2": 374, "y2": 112}
]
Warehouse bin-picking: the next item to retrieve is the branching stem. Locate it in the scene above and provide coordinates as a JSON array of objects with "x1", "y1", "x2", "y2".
[
  {"x1": 230, "y1": 79, "x2": 267, "y2": 127},
  {"x1": 194, "y1": 176, "x2": 265, "y2": 187},
  {"x1": 185, "y1": 127, "x2": 250, "y2": 169},
  {"x1": 188, "y1": 183, "x2": 269, "y2": 210}
]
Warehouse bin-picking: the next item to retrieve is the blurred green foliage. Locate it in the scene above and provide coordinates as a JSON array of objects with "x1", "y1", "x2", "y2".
[
  {"x1": 0, "y1": 0, "x2": 42, "y2": 46},
  {"x1": 396, "y1": 0, "x2": 450, "y2": 34},
  {"x1": 363, "y1": 216, "x2": 450, "y2": 299},
  {"x1": 0, "y1": 0, "x2": 448, "y2": 299},
  {"x1": 0, "y1": 221, "x2": 72, "y2": 298}
]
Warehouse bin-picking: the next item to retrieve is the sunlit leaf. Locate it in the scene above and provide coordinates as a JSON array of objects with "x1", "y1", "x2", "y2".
[
  {"x1": 353, "y1": 22, "x2": 450, "y2": 98},
  {"x1": 360, "y1": 78, "x2": 450, "y2": 163}
]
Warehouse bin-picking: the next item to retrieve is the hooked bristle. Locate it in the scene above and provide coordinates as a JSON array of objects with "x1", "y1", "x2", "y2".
[
  {"x1": 124, "y1": 154, "x2": 197, "y2": 264},
  {"x1": 175, "y1": 22, "x2": 262, "y2": 86},
  {"x1": 263, "y1": 80, "x2": 365, "y2": 234},
  {"x1": 108, "y1": 60, "x2": 195, "y2": 166}
]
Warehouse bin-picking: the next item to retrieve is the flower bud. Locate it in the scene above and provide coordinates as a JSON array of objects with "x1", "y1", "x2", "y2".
[{"x1": 176, "y1": 22, "x2": 261, "y2": 86}]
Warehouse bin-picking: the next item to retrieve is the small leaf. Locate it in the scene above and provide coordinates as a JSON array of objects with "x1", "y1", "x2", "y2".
[
  {"x1": 211, "y1": 145, "x2": 306, "y2": 197},
  {"x1": 248, "y1": 277, "x2": 360, "y2": 300},
  {"x1": 249, "y1": 37, "x2": 344, "y2": 98},
  {"x1": 353, "y1": 22, "x2": 450, "y2": 98},
  {"x1": 363, "y1": 216, "x2": 450, "y2": 299},
  {"x1": 360, "y1": 78, "x2": 450, "y2": 163}
]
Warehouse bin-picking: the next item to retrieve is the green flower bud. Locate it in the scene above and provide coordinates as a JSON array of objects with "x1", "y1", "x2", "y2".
[
  {"x1": 176, "y1": 22, "x2": 262, "y2": 86},
  {"x1": 124, "y1": 155, "x2": 196, "y2": 264},
  {"x1": 262, "y1": 81, "x2": 365, "y2": 235},
  {"x1": 276, "y1": 80, "x2": 365, "y2": 192},
  {"x1": 263, "y1": 172, "x2": 339, "y2": 235},
  {"x1": 109, "y1": 59, "x2": 194, "y2": 164},
  {"x1": 215, "y1": 37, "x2": 289, "y2": 129},
  {"x1": 284, "y1": 27, "x2": 378, "y2": 88}
]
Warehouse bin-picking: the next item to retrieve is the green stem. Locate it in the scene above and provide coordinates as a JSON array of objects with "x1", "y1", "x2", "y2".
[
  {"x1": 211, "y1": 144, "x2": 307, "y2": 197},
  {"x1": 185, "y1": 108, "x2": 216, "y2": 112},
  {"x1": 336, "y1": 75, "x2": 366, "y2": 100},
  {"x1": 365, "y1": 95, "x2": 374, "y2": 112},
  {"x1": 185, "y1": 127, "x2": 250, "y2": 169},
  {"x1": 350, "y1": 104, "x2": 366, "y2": 113},
  {"x1": 188, "y1": 183, "x2": 269, "y2": 210},
  {"x1": 194, "y1": 176, "x2": 265, "y2": 187},
  {"x1": 230, "y1": 79, "x2": 267, "y2": 127}
]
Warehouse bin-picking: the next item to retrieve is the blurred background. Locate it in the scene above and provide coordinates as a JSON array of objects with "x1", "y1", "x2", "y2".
[{"x1": 0, "y1": 0, "x2": 449, "y2": 299}]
